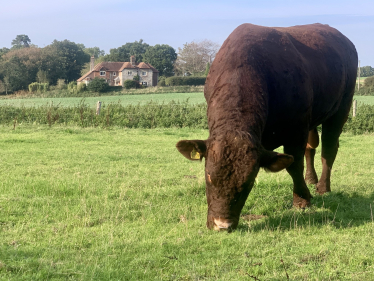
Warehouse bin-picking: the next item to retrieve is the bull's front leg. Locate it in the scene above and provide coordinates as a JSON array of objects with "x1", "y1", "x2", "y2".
[{"x1": 284, "y1": 145, "x2": 313, "y2": 208}]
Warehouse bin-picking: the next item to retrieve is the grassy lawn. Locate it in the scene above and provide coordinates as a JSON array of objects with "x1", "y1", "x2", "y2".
[
  {"x1": 1, "y1": 126, "x2": 374, "y2": 280},
  {"x1": 0, "y1": 92, "x2": 205, "y2": 108}
]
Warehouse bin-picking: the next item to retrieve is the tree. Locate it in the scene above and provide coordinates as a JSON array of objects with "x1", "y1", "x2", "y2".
[
  {"x1": 104, "y1": 39, "x2": 149, "y2": 62},
  {"x1": 0, "y1": 47, "x2": 10, "y2": 58},
  {"x1": 143, "y1": 44, "x2": 177, "y2": 77},
  {"x1": 84, "y1": 46, "x2": 105, "y2": 58},
  {"x1": 174, "y1": 40, "x2": 220, "y2": 76},
  {"x1": 44, "y1": 40, "x2": 90, "y2": 83},
  {"x1": 11, "y1": 35, "x2": 31, "y2": 49},
  {"x1": 0, "y1": 56, "x2": 31, "y2": 91},
  {"x1": 358, "y1": 66, "x2": 374, "y2": 77}
]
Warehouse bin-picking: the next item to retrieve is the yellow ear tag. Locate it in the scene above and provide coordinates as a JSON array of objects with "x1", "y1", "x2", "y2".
[{"x1": 190, "y1": 148, "x2": 201, "y2": 160}]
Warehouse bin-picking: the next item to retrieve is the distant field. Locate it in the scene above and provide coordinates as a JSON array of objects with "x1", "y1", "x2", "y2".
[
  {"x1": 1, "y1": 92, "x2": 374, "y2": 108},
  {"x1": 354, "y1": 96, "x2": 374, "y2": 105},
  {"x1": 0, "y1": 92, "x2": 205, "y2": 108},
  {"x1": 356, "y1": 77, "x2": 367, "y2": 81}
]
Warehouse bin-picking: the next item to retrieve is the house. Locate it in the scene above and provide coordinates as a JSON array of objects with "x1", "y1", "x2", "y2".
[{"x1": 77, "y1": 56, "x2": 159, "y2": 87}]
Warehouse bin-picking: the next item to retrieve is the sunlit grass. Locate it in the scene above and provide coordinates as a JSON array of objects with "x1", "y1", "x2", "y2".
[
  {"x1": 0, "y1": 92, "x2": 205, "y2": 108},
  {"x1": 0, "y1": 126, "x2": 373, "y2": 280}
]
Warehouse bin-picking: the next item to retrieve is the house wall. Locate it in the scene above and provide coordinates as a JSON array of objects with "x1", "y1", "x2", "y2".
[{"x1": 121, "y1": 69, "x2": 137, "y2": 86}]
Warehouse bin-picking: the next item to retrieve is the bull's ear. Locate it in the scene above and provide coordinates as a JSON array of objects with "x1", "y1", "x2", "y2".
[
  {"x1": 176, "y1": 140, "x2": 207, "y2": 161},
  {"x1": 260, "y1": 150, "x2": 294, "y2": 172}
]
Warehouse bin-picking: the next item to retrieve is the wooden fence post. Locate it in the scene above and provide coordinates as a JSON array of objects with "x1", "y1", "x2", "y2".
[
  {"x1": 96, "y1": 101, "x2": 102, "y2": 115},
  {"x1": 353, "y1": 100, "x2": 357, "y2": 117}
]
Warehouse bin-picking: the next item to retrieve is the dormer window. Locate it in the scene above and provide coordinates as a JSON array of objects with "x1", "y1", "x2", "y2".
[{"x1": 100, "y1": 71, "x2": 106, "y2": 76}]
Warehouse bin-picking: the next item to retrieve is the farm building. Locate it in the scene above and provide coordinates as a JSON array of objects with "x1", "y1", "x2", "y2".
[{"x1": 77, "y1": 56, "x2": 159, "y2": 87}]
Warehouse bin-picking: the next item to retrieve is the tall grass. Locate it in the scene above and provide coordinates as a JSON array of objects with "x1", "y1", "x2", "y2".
[{"x1": 1, "y1": 100, "x2": 373, "y2": 134}]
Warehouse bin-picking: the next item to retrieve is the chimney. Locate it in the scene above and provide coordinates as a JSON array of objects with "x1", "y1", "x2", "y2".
[
  {"x1": 90, "y1": 56, "x2": 95, "y2": 71},
  {"x1": 130, "y1": 56, "x2": 136, "y2": 66}
]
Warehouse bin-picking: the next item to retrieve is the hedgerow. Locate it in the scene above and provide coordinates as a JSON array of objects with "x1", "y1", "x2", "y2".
[{"x1": 0, "y1": 101, "x2": 373, "y2": 133}]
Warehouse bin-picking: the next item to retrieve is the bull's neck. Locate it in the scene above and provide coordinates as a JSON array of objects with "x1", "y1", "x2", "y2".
[{"x1": 205, "y1": 82, "x2": 268, "y2": 142}]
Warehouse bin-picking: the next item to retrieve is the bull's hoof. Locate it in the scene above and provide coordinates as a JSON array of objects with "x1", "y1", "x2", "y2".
[
  {"x1": 316, "y1": 182, "x2": 331, "y2": 195},
  {"x1": 293, "y1": 193, "x2": 311, "y2": 208}
]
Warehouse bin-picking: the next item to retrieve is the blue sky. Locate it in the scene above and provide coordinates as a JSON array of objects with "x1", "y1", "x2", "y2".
[{"x1": 1, "y1": 0, "x2": 373, "y2": 66}]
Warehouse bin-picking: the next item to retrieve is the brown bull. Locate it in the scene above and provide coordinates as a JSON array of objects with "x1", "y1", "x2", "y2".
[{"x1": 176, "y1": 23, "x2": 358, "y2": 230}]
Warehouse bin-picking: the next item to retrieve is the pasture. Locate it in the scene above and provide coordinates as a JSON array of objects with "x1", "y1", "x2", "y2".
[
  {"x1": 0, "y1": 93, "x2": 373, "y2": 109},
  {"x1": 0, "y1": 92, "x2": 205, "y2": 108},
  {"x1": 1, "y1": 126, "x2": 374, "y2": 280}
]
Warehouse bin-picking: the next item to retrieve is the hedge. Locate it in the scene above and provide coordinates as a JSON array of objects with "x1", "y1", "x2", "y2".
[
  {"x1": 165, "y1": 76, "x2": 206, "y2": 86},
  {"x1": 1, "y1": 101, "x2": 373, "y2": 134}
]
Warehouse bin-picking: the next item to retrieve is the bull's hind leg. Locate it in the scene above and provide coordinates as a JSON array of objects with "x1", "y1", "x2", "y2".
[
  {"x1": 316, "y1": 110, "x2": 348, "y2": 195},
  {"x1": 305, "y1": 128, "x2": 319, "y2": 184}
]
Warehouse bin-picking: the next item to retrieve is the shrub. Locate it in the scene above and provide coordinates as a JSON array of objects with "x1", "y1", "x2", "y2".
[
  {"x1": 165, "y1": 76, "x2": 206, "y2": 86},
  {"x1": 123, "y1": 79, "x2": 138, "y2": 89},
  {"x1": 57, "y1": 79, "x2": 66, "y2": 90},
  {"x1": 28, "y1": 82, "x2": 49, "y2": 93},
  {"x1": 158, "y1": 76, "x2": 166, "y2": 86},
  {"x1": 87, "y1": 78, "x2": 109, "y2": 93},
  {"x1": 68, "y1": 81, "x2": 77, "y2": 91},
  {"x1": 77, "y1": 83, "x2": 87, "y2": 93},
  {"x1": 28, "y1": 82, "x2": 39, "y2": 92}
]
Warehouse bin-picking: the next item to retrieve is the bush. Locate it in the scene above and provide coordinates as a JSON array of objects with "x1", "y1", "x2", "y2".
[
  {"x1": 87, "y1": 78, "x2": 109, "y2": 93},
  {"x1": 158, "y1": 76, "x2": 166, "y2": 86},
  {"x1": 344, "y1": 104, "x2": 374, "y2": 134},
  {"x1": 123, "y1": 80, "x2": 138, "y2": 89},
  {"x1": 68, "y1": 81, "x2": 77, "y2": 91},
  {"x1": 165, "y1": 76, "x2": 206, "y2": 86},
  {"x1": 28, "y1": 82, "x2": 49, "y2": 93},
  {"x1": 77, "y1": 83, "x2": 86, "y2": 93},
  {"x1": 355, "y1": 77, "x2": 374, "y2": 96},
  {"x1": 57, "y1": 79, "x2": 66, "y2": 90}
]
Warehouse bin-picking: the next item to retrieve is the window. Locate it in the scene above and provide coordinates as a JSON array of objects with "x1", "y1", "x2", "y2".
[
  {"x1": 142, "y1": 82, "x2": 148, "y2": 86},
  {"x1": 113, "y1": 72, "x2": 116, "y2": 76},
  {"x1": 100, "y1": 71, "x2": 106, "y2": 76},
  {"x1": 142, "y1": 71, "x2": 147, "y2": 76},
  {"x1": 128, "y1": 71, "x2": 132, "y2": 75}
]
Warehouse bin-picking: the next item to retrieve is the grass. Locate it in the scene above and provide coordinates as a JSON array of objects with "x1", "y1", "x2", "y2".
[
  {"x1": 1, "y1": 126, "x2": 374, "y2": 280},
  {"x1": 0, "y1": 92, "x2": 205, "y2": 108},
  {"x1": 1, "y1": 93, "x2": 374, "y2": 109},
  {"x1": 354, "y1": 96, "x2": 374, "y2": 105}
]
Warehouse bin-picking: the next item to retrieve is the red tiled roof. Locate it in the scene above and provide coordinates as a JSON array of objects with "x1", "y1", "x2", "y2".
[
  {"x1": 119, "y1": 62, "x2": 137, "y2": 71},
  {"x1": 77, "y1": 71, "x2": 93, "y2": 82},
  {"x1": 93, "y1": 62, "x2": 125, "y2": 72}
]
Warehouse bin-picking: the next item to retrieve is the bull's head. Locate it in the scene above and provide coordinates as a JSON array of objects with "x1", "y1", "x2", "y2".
[{"x1": 176, "y1": 132, "x2": 293, "y2": 231}]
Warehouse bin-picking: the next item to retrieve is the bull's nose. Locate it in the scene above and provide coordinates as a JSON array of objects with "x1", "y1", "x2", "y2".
[{"x1": 213, "y1": 218, "x2": 233, "y2": 231}]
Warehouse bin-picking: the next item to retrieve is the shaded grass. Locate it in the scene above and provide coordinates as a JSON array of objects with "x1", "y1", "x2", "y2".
[{"x1": 0, "y1": 126, "x2": 374, "y2": 280}]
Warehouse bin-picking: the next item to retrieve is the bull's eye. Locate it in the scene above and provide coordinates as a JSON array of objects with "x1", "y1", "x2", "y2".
[{"x1": 207, "y1": 173, "x2": 212, "y2": 183}]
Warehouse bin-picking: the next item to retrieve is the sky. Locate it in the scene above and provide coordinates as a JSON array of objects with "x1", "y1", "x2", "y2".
[{"x1": 1, "y1": 0, "x2": 373, "y2": 66}]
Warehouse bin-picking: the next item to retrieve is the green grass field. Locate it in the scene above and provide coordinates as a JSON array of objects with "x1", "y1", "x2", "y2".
[
  {"x1": 354, "y1": 96, "x2": 374, "y2": 105},
  {"x1": 1, "y1": 126, "x2": 374, "y2": 280},
  {"x1": 1, "y1": 92, "x2": 374, "y2": 109},
  {"x1": 0, "y1": 92, "x2": 205, "y2": 108}
]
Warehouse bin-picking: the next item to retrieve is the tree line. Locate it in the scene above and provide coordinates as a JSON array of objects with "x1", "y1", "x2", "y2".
[{"x1": 0, "y1": 34, "x2": 220, "y2": 94}]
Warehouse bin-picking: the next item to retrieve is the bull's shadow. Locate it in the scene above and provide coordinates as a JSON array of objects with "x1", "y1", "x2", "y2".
[{"x1": 237, "y1": 185, "x2": 374, "y2": 232}]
